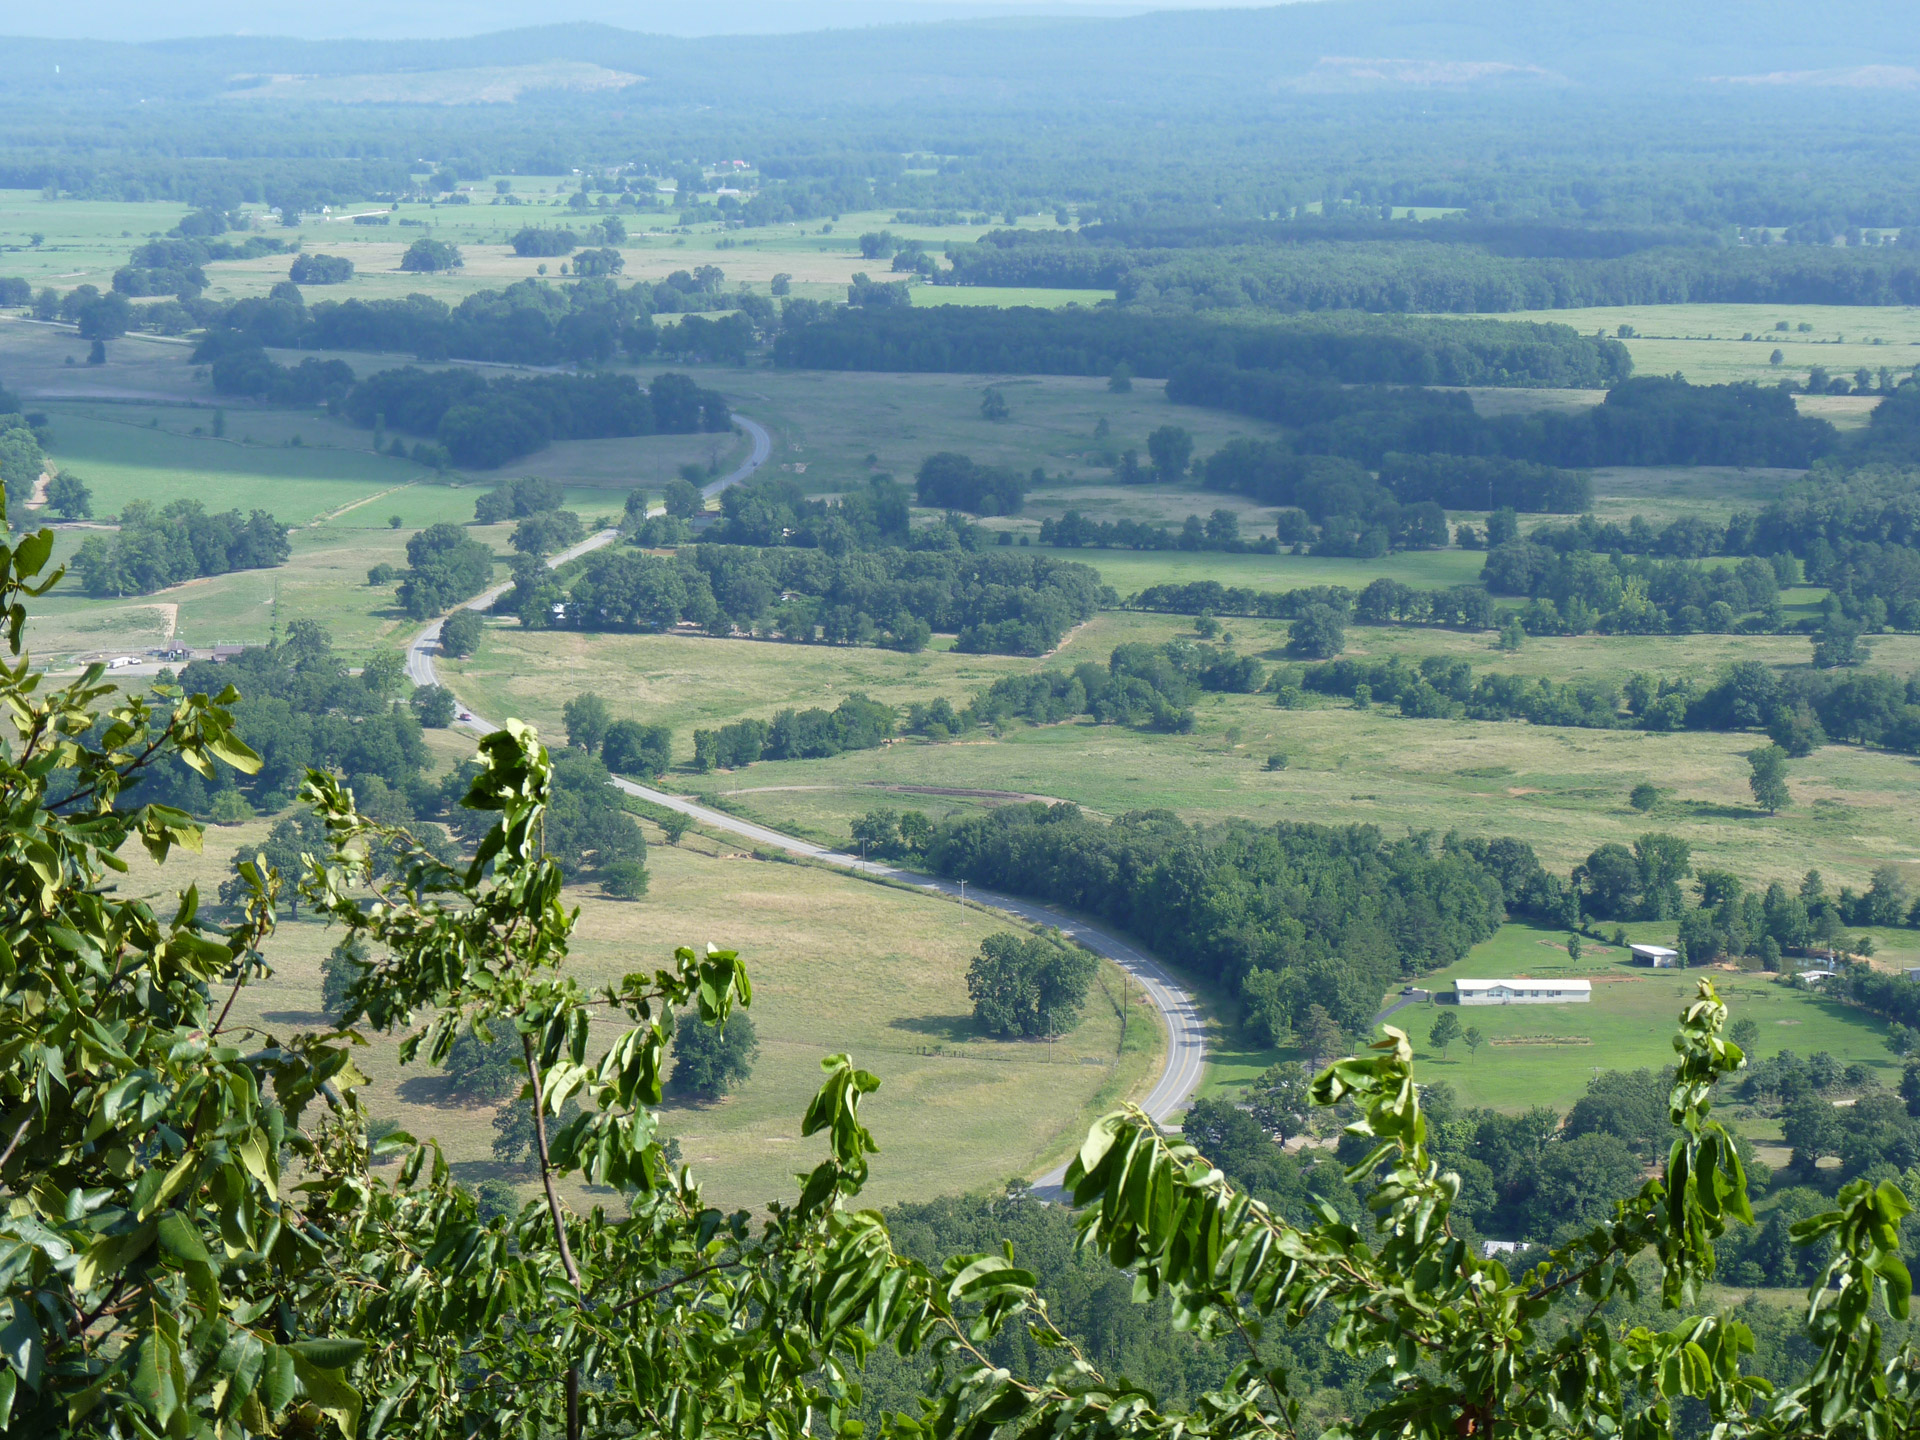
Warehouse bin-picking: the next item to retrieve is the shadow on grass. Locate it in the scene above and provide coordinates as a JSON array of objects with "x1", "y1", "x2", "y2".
[
  {"x1": 1676, "y1": 801, "x2": 1768, "y2": 821},
  {"x1": 888, "y1": 1013, "x2": 981, "y2": 1044},
  {"x1": 260, "y1": 1009, "x2": 332, "y2": 1027},
  {"x1": 396, "y1": 1074, "x2": 471, "y2": 1106}
]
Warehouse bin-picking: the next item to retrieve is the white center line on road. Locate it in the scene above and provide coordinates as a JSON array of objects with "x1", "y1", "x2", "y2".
[{"x1": 401, "y1": 409, "x2": 1207, "y2": 1193}]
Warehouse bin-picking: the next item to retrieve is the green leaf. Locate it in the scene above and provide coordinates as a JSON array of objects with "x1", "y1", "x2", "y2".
[{"x1": 289, "y1": 1348, "x2": 363, "y2": 1440}]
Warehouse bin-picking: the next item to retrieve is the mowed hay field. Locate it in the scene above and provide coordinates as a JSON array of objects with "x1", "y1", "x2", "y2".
[{"x1": 109, "y1": 810, "x2": 1164, "y2": 1213}]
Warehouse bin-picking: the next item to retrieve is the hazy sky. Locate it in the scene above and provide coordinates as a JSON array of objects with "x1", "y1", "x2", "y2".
[{"x1": 0, "y1": 0, "x2": 1305, "y2": 40}]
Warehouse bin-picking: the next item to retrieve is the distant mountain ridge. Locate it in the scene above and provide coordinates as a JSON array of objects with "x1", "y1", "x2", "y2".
[{"x1": 3, "y1": 1, "x2": 1919, "y2": 107}]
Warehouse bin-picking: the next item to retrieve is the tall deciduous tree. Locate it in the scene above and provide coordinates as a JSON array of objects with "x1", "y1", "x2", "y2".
[{"x1": 1750, "y1": 742, "x2": 1792, "y2": 813}]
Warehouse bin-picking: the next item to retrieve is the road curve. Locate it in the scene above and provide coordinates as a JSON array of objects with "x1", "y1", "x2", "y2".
[
  {"x1": 706, "y1": 414, "x2": 772, "y2": 499},
  {"x1": 400, "y1": 418, "x2": 1208, "y2": 1184},
  {"x1": 405, "y1": 412, "x2": 771, "y2": 692}
]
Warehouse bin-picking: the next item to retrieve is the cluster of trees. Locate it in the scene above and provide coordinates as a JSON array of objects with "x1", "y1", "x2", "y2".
[
  {"x1": 129, "y1": 622, "x2": 431, "y2": 819},
  {"x1": 691, "y1": 693, "x2": 895, "y2": 771},
  {"x1": 71, "y1": 499, "x2": 289, "y2": 596},
  {"x1": 544, "y1": 748, "x2": 650, "y2": 897},
  {"x1": 1126, "y1": 241, "x2": 1920, "y2": 314},
  {"x1": 1666, "y1": 866, "x2": 1895, "y2": 970},
  {"x1": 774, "y1": 305, "x2": 1630, "y2": 388},
  {"x1": 193, "y1": 272, "x2": 751, "y2": 368},
  {"x1": 560, "y1": 692, "x2": 674, "y2": 781},
  {"x1": 705, "y1": 473, "x2": 910, "y2": 550},
  {"x1": 1483, "y1": 542, "x2": 1785, "y2": 634},
  {"x1": 945, "y1": 223, "x2": 1920, "y2": 313},
  {"x1": 915, "y1": 452, "x2": 1028, "y2": 515},
  {"x1": 0, "y1": 409, "x2": 46, "y2": 512},
  {"x1": 1290, "y1": 1065, "x2": 1688, "y2": 1244},
  {"x1": 1129, "y1": 577, "x2": 1497, "y2": 629},
  {"x1": 1038, "y1": 507, "x2": 1282, "y2": 554},
  {"x1": 924, "y1": 804, "x2": 1526, "y2": 1043},
  {"x1": 396, "y1": 522, "x2": 496, "y2": 619},
  {"x1": 1378, "y1": 452, "x2": 1592, "y2": 512},
  {"x1": 1172, "y1": 369, "x2": 1842, "y2": 470},
  {"x1": 966, "y1": 932, "x2": 1098, "y2": 1039},
  {"x1": 200, "y1": 336, "x2": 357, "y2": 407},
  {"x1": 1197, "y1": 444, "x2": 1456, "y2": 555},
  {"x1": 552, "y1": 544, "x2": 1104, "y2": 656},
  {"x1": 288, "y1": 253, "x2": 353, "y2": 285},
  {"x1": 340, "y1": 367, "x2": 730, "y2": 469}
]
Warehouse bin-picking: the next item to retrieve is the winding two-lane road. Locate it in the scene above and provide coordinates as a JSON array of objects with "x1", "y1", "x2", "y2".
[{"x1": 403, "y1": 413, "x2": 1207, "y2": 1184}]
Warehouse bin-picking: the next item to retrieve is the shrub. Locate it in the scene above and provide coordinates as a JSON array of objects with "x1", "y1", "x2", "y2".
[{"x1": 600, "y1": 859, "x2": 650, "y2": 900}]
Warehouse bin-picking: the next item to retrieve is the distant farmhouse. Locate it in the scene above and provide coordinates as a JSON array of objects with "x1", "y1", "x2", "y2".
[
  {"x1": 1454, "y1": 978, "x2": 1591, "y2": 1006},
  {"x1": 1631, "y1": 944, "x2": 1679, "y2": 968}
]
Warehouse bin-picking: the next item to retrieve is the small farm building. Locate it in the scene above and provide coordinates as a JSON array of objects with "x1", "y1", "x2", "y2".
[
  {"x1": 1631, "y1": 944, "x2": 1679, "y2": 968},
  {"x1": 1454, "y1": 978, "x2": 1592, "y2": 1006}
]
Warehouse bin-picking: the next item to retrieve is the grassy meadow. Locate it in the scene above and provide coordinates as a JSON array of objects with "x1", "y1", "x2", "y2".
[
  {"x1": 1477, "y1": 302, "x2": 1920, "y2": 389},
  {"x1": 1203, "y1": 920, "x2": 1911, "y2": 1116},
  {"x1": 110, "y1": 801, "x2": 1164, "y2": 1213},
  {"x1": 452, "y1": 608, "x2": 1920, "y2": 901}
]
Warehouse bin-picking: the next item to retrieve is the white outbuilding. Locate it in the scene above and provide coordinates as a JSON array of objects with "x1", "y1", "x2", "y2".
[
  {"x1": 1630, "y1": 944, "x2": 1680, "y2": 968},
  {"x1": 1454, "y1": 978, "x2": 1592, "y2": 1006}
]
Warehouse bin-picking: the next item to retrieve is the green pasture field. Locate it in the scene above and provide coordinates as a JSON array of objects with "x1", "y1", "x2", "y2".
[
  {"x1": 1, "y1": 318, "x2": 753, "y2": 502},
  {"x1": 0, "y1": 192, "x2": 1079, "y2": 311},
  {"x1": 1201, "y1": 921, "x2": 1909, "y2": 1116},
  {"x1": 671, "y1": 367, "x2": 1290, "y2": 499},
  {"x1": 109, "y1": 805, "x2": 1164, "y2": 1212},
  {"x1": 25, "y1": 499, "x2": 502, "y2": 661},
  {"x1": 1081, "y1": 545, "x2": 1491, "y2": 596},
  {"x1": 0, "y1": 191, "x2": 197, "y2": 293},
  {"x1": 452, "y1": 609, "x2": 1920, "y2": 899},
  {"x1": 445, "y1": 625, "x2": 1042, "y2": 747},
  {"x1": 1476, "y1": 302, "x2": 1920, "y2": 389}
]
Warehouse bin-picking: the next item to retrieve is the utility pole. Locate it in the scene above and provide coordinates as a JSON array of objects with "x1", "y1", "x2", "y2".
[{"x1": 958, "y1": 880, "x2": 966, "y2": 910}]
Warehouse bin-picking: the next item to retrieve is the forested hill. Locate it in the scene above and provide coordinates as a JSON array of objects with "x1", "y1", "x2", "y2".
[{"x1": 7, "y1": 1, "x2": 1920, "y2": 99}]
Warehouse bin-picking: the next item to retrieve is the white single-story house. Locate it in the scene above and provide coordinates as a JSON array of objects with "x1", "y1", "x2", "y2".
[
  {"x1": 1455, "y1": 978, "x2": 1592, "y2": 1006},
  {"x1": 1631, "y1": 944, "x2": 1680, "y2": 968}
]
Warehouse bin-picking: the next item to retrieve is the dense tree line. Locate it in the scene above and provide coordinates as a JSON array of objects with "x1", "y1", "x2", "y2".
[
  {"x1": 942, "y1": 236, "x2": 1920, "y2": 313},
  {"x1": 1482, "y1": 542, "x2": 1787, "y2": 634},
  {"x1": 925, "y1": 804, "x2": 1531, "y2": 1043},
  {"x1": 551, "y1": 544, "x2": 1105, "y2": 655},
  {"x1": 1038, "y1": 507, "x2": 1282, "y2": 554},
  {"x1": 689, "y1": 693, "x2": 895, "y2": 771},
  {"x1": 915, "y1": 452, "x2": 1028, "y2": 515},
  {"x1": 126, "y1": 622, "x2": 429, "y2": 817},
  {"x1": 775, "y1": 305, "x2": 1630, "y2": 388},
  {"x1": 1378, "y1": 452, "x2": 1592, "y2": 512},
  {"x1": 1195, "y1": 444, "x2": 1456, "y2": 555},
  {"x1": 70, "y1": 498, "x2": 288, "y2": 596},
  {"x1": 1173, "y1": 369, "x2": 1841, "y2": 470},
  {"x1": 1128, "y1": 577, "x2": 1496, "y2": 629},
  {"x1": 190, "y1": 272, "x2": 749, "y2": 370},
  {"x1": 1301, "y1": 647, "x2": 1920, "y2": 761},
  {"x1": 337, "y1": 367, "x2": 729, "y2": 468}
]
